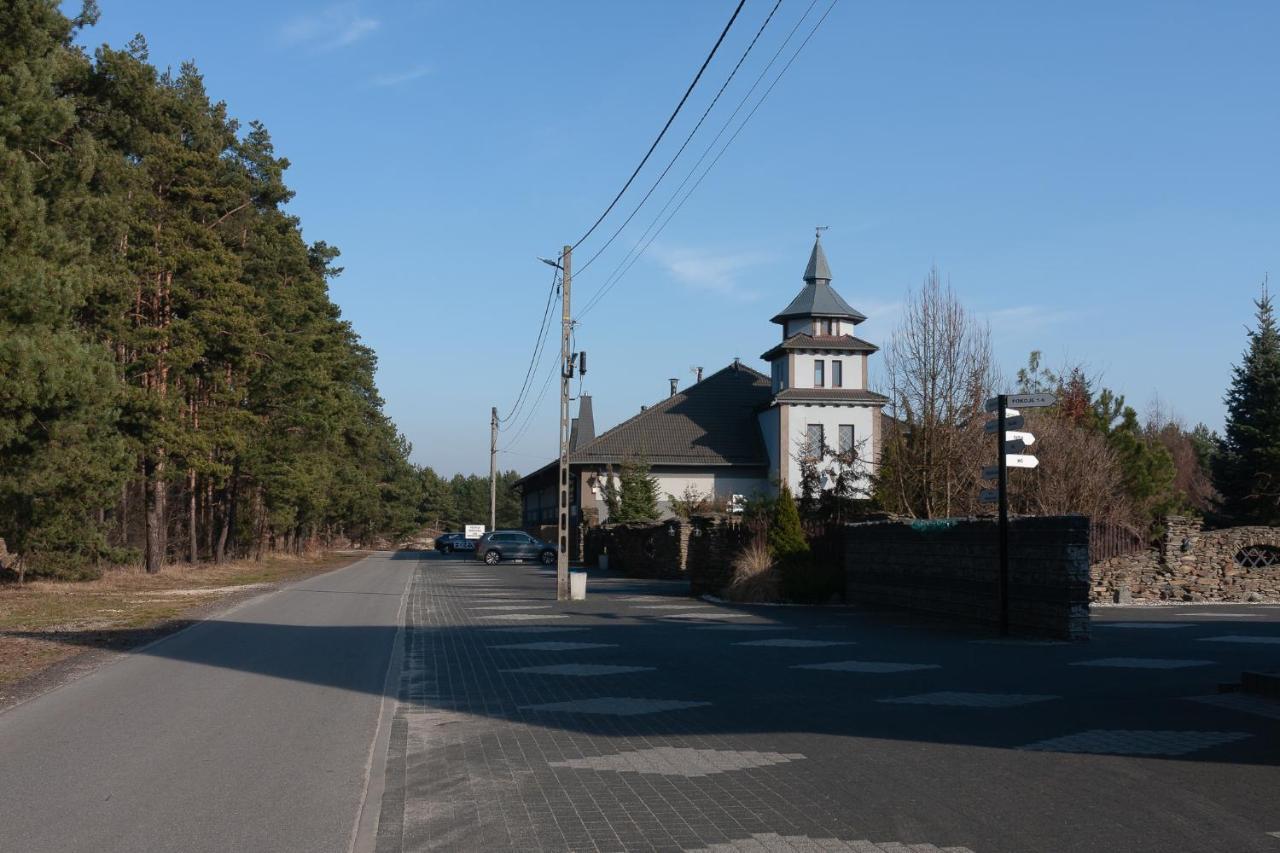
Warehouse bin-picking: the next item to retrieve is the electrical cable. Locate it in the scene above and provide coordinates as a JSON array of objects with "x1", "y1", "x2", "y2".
[
  {"x1": 498, "y1": 266, "x2": 559, "y2": 427},
  {"x1": 577, "y1": 0, "x2": 836, "y2": 320},
  {"x1": 570, "y1": 0, "x2": 747, "y2": 252},
  {"x1": 500, "y1": 347, "x2": 561, "y2": 451},
  {"x1": 573, "y1": 0, "x2": 785, "y2": 279}
]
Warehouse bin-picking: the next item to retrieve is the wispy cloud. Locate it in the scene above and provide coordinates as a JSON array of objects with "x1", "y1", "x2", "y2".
[
  {"x1": 281, "y1": 4, "x2": 379, "y2": 50},
  {"x1": 650, "y1": 246, "x2": 771, "y2": 300},
  {"x1": 984, "y1": 304, "x2": 1082, "y2": 336},
  {"x1": 372, "y1": 65, "x2": 430, "y2": 87},
  {"x1": 851, "y1": 297, "x2": 903, "y2": 327}
]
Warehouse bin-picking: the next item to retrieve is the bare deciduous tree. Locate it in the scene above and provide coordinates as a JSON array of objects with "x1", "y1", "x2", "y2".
[{"x1": 876, "y1": 267, "x2": 997, "y2": 518}]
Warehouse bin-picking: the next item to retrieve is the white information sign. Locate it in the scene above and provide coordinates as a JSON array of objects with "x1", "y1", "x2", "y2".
[
  {"x1": 464, "y1": 524, "x2": 485, "y2": 540},
  {"x1": 1005, "y1": 431, "x2": 1035, "y2": 446},
  {"x1": 985, "y1": 394, "x2": 1056, "y2": 412},
  {"x1": 979, "y1": 488, "x2": 999, "y2": 504},
  {"x1": 1005, "y1": 454, "x2": 1039, "y2": 469}
]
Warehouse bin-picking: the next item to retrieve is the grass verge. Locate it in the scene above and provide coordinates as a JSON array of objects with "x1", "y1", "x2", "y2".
[{"x1": 0, "y1": 551, "x2": 368, "y2": 691}]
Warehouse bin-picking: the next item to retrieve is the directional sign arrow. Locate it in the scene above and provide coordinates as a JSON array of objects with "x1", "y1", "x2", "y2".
[
  {"x1": 986, "y1": 394, "x2": 1056, "y2": 412},
  {"x1": 1006, "y1": 454, "x2": 1039, "y2": 469},
  {"x1": 1005, "y1": 430, "x2": 1035, "y2": 446},
  {"x1": 979, "y1": 488, "x2": 999, "y2": 503},
  {"x1": 1008, "y1": 393, "x2": 1056, "y2": 409},
  {"x1": 1005, "y1": 439, "x2": 1028, "y2": 454},
  {"x1": 985, "y1": 415, "x2": 1024, "y2": 433},
  {"x1": 981, "y1": 465, "x2": 999, "y2": 481}
]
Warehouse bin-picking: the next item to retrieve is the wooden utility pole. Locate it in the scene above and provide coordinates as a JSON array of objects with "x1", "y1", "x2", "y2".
[
  {"x1": 556, "y1": 245, "x2": 573, "y2": 601},
  {"x1": 489, "y1": 406, "x2": 498, "y2": 532}
]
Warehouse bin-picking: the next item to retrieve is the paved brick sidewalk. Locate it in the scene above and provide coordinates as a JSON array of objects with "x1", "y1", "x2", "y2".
[{"x1": 374, "y1": 554, "x2": 1280, "y2": 853}]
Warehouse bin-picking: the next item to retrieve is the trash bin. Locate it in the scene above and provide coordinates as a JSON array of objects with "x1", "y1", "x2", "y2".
[{"x1": 570, "y1": 571, "x2": 587, "y2": 601}]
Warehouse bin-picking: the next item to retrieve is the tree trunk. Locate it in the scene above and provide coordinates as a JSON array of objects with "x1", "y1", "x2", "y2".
[
  {"x1": 144, "y1": 450, "x2": 167, "y2": 574},
  {"x1": 188, "y1": 468, "x2": 198, "y2": 564}
]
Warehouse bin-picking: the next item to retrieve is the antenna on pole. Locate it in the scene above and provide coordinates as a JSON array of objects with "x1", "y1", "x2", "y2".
[{"x1": 815, "y1": 225, "x2": 830, "y2": 240}]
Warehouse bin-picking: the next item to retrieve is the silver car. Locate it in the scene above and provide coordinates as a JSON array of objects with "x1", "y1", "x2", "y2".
[{"x1": 475, "y1": 530, "x2": 557, "y2": 566}]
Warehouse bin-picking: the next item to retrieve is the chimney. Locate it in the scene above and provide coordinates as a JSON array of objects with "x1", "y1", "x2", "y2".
[
  {"x1": 696, "y1": 367, "x2": 703, "y2": 383},
  {"x1": 732, "y1": 357, "x2": 740, "y2": 371},
  {"x1": 640, "y1": 405, "x2": 648, "y2": 412},
  {"x1": 669, "y1": 378, "x2": 678, "y2": 397}
]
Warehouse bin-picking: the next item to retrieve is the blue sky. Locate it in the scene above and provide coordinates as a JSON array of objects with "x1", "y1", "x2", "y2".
[{"x1": 76, "y1": 1, "x2": 1278, "y2": 476}]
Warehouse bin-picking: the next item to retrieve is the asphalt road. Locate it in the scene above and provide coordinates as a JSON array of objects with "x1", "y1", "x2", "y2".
[{"x1": 0, "y1": 552, "x2": 413, "y2": 853}]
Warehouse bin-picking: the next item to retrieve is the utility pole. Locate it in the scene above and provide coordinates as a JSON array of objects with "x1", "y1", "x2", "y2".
[
  {"x1": 489, "y1": 406, "x2": 498, "y2": 532},
  {"x1": 555, "y1": 245, "x2": 573, "y2": 601},
  {"x1": 996, "y1": 395, "x2": 1009, "y2": 637}
]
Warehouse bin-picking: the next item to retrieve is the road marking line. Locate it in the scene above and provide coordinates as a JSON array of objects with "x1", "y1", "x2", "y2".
[
  {"x1": 1070, "y1": 657, "x2": 1214, "y2": 669},
  {"x1": 793, "y1": 660, "x2": 941, "y2": 673}
]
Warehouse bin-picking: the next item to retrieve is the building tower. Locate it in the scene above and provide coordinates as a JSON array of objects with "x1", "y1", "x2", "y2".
[{"x1": 757, "y1": 233, "x2": 888, "y2": 493}]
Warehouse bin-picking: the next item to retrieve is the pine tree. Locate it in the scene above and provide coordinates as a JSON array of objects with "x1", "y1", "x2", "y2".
[
  {"x1": 0, "y1": 0, "x2": 130, "y2": 578},
  {"x1": 768, "y1": 485, "x2": 808, "y2": 558},
  {"x1": 1214, "y1": 286, "x2": 1280, "y2": 524},
  {"x1": 615, "y1": 456, "x2": 659, "y2": 523}
]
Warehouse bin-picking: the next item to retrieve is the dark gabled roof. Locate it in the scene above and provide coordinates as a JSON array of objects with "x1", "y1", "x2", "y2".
[
  {"x1": 760, "y1": 333, "x2": 879, "y2": 361},
  {"x1": 767, "y1": 388, "x2": 889, "y2": 406},
  {"x1": 516, "y1": 363, "x2": 774, "y2": 489},
  {"x1": 570, "y1": 363, "x2": 772, "y2": 467}
]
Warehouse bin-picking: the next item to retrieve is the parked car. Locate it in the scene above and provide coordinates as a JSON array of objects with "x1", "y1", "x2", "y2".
[
  {"x1": 474, "y1": 530, "x2": 556, "y2": 565},
  {"x1": 434, "y1": 532, "x2": 476, "y2": 554}
]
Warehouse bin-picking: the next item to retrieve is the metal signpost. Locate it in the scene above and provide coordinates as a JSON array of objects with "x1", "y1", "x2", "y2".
[{"x1": 982, "y1": 394, "x2": 1055, "y2": 635}]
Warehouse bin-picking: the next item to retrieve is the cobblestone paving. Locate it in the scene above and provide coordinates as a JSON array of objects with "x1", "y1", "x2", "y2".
[{"x1": 375, "y1": 555, "x2": 1280, "y2": 853}]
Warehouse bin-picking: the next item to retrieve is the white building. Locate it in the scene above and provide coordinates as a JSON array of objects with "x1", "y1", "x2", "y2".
[{"x1": 517, "y1": 234, "x2": 888, "y2": 526}]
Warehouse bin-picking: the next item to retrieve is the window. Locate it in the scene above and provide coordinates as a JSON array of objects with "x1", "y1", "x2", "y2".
[
  {"x1": 814, "y1": 359, "x2": 825, "y2": 387},
  {"x1": 822, "y1": 319, "x2": 834, "y2": 336},
  {"x1": 831, "y1": 360, "x2": 842, "y2": 388},
  {"x1": 839, "y1": 424, "x2": 854, "y2": 454},
  {"x1": 807, "y1": 423, "x2": 825, "y2": 457}
]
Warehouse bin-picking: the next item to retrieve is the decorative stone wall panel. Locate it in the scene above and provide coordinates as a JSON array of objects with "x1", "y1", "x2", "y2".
[{"x1": 1090, "y1": 516, "x2": 1280, "y2": 603}]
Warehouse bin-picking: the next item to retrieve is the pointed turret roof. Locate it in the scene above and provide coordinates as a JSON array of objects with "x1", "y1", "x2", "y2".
[
  {"x1": 803, "y1": 236, "x2": 833, "y2": 283},
  {"x1": 770, "y1": 235, "x2": 866, "y2": 325}
]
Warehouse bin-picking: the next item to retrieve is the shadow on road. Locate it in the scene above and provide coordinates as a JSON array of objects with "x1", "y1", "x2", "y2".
[{"x1": 5, "y1": 550, "x2": 1278, "y2": 769}]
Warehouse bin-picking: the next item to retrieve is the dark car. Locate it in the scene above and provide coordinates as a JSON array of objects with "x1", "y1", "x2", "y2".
[
  {"x1": 474, "y1": 530, "x2": 556, "y2": 565},
  {"x1": 434, "y1": 532, "x2": 476, "y2": 554}
]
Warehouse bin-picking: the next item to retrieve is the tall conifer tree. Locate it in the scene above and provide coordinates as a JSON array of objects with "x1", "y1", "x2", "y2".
[
  {"x1": 0, "y1": 0, "x2": 129, "y2": 577},
  {"x1": 1214, "y1": 286, "x2": 1280, "y2": 524}
]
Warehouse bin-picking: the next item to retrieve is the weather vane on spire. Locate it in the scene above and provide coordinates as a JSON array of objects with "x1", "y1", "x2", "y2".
[{"x1": 815, "y1": 225, "x2": 829, "y2": 240}]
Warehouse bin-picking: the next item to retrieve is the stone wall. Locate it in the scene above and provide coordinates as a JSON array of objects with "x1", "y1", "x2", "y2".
[
  {"x1": 594, "y1": 520, "x2": 688, "y2": 579},
  {"x1": 1091, "y1": 515, "x2": 1280, "y2": 603},
  {"x1": 844, "y1": 516, "x2": 1091, "y2": 640}
]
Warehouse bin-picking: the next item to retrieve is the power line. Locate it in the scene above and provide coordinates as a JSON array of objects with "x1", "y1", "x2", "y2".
[
  {"x1": 577, "y1": 0, "x2": 836, "y2": 320},
  {"x1": 578, "y1": 0, "x2": 829, "y2": 318},
  {"x1": 570, "y1": 0, "x2": 748, "y2": 252},
  {"x1": 498, "y1": 265, "x2": 559, "y2": 426},
  {"x1": 573, "y1": 0, "x2": 785, "y2": 279},
  {"x1": 500, "y1": 345, "x2": 561, "y2": 451}
]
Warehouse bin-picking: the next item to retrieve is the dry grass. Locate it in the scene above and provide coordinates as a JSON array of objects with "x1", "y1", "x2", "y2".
[
  {"x1": 0, "y1": 551, "x2": 366, "y2": 688},
  {"x1": 722, "y1": 537, "x2": 780, "y2": 603}
]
